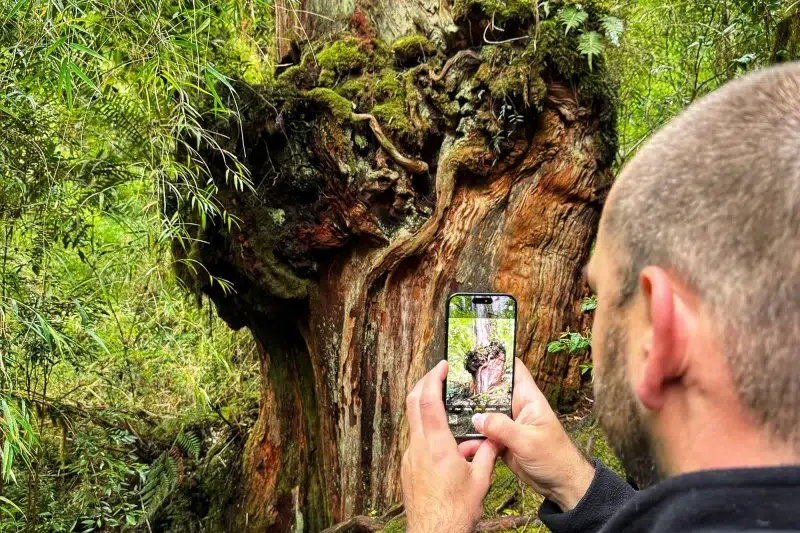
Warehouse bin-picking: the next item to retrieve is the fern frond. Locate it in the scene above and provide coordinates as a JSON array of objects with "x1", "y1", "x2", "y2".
[
  {"x1": 601, "y1": 15, "x2": 624, "y2": 46},
  {"x1": 578, "y1": 31, "x2": 604, "y2": 71},
  {"x1": 558, "y1": 7, "x2": 588, "y2": 35},
  {"x1": 140, "y1": 451, "x2": 179, "y2": 519},
  {"x1": 176, "y1": 430, "x2": 201, "y2": 460}
]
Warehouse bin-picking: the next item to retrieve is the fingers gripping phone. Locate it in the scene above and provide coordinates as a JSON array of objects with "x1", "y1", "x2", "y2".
[{"x1": 444, "y1": 293, "x2": 517, "y2": 439}]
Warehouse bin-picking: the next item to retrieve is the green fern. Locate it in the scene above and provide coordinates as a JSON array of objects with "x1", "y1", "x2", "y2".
[
  {"x1": 601, "y1": 15, "x2": 625, "y2": 46},
  {"x1": 579, "y1": 31, "x2": 604, "y2": 71},
  {"x1": 558, "y1": 6, "x2": 589, "y2": 35},
  {"x1": 176, "y1": 430, "x2": 201, "y2": 459},
  {"x1": 140, "y1": 451, "x2": 179, "y2": 519}
]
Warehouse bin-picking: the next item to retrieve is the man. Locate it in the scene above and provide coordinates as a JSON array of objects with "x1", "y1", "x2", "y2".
[{"x1": 401, "y1": 62, "x2": 800, "y2": 533}]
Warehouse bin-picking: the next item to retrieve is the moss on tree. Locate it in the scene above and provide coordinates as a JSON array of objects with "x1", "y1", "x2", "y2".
[
  {"x1": 453, "y1": 0, "x2": 539, "y2": 22},
  {"x1": 317, "y1": 38, "x2": 365, "y2": 74},
  {"x1": 371, "y1": 100, "x2": 411, "y2": 135},
  {"x1": 392, "y1": 34, "x2": 435, "y2": 64},
  {"x1": 306, "y1": 87, "x2": 355, "y2": 120}
]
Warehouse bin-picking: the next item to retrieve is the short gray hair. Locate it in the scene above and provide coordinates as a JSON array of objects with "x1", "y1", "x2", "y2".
[{"x1": 604, "y1": 62, "x2": 800, "y2": 448}]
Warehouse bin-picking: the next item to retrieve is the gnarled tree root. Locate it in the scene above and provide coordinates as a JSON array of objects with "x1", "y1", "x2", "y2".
[{"x1": 351, "y1": 113, "x2": 428, "y2": 174}]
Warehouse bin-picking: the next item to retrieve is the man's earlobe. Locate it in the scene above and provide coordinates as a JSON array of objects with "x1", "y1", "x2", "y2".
[{"x1": 636, "y1": 267, "x2": 687, "y2": 410}]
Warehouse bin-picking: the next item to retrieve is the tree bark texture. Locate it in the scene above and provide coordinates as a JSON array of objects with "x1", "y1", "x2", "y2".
[{"x1": 175, "y1": 1, "x2": 617, "y2": 530}]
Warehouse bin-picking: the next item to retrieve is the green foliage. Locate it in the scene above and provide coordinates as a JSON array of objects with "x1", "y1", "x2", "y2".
[
  {"x1": 579, "y1": 31, "x2": 605, "y2": 70},
  {"x1": 613, "y1": 0, "x2": 794, "y2": 166},
  {"x1": 0, "y1": 396, "x2": 36, "y2": 482},
  {"x1": 581, "y1": 295, "x2": 598, "y2": 312},
  {"x1": 547, "y1": 328, "x2": 591, "y2": 354},
  {"x1": 559, "y1": 6, "x2": 589, "y2": 35},
  {"x1": 601, "y1": 15, "x2": 625, "y2": 47}
]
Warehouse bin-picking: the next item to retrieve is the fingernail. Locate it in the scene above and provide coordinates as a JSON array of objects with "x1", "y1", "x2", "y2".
[{"x1": 472, "y1": 413, "x2": 486, "y2": 431}]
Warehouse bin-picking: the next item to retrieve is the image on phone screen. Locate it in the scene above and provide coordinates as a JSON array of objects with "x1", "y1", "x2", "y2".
[{"x1": 445, "y1": 293, "x2": 516, "y2": 439}]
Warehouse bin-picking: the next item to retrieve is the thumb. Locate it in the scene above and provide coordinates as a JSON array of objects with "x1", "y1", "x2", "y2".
[
  {"x1": 469, "y1": 439, "x2": 499, "y2": 482},
  {"x1": 472, "y1": 413, "x2": 522, "y2": 448}
]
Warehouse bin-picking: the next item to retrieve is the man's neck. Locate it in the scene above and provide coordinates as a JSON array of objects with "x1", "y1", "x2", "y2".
[{"x1": 656, "y1": 389, "x2": 800, "y2": 476}]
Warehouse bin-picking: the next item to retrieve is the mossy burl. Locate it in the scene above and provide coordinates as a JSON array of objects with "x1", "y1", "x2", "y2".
[{"x1": 306, "y1": 87, "x2": 355, "y2": 121}]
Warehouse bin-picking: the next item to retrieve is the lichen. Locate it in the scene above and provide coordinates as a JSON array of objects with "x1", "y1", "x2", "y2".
[
  {"x1": 392, "y1": 34, "x2": 435, "y2": 64},
  {"x1": 318, "y1": 38, "x2": 364, "y2": 74},
  {"x1": 306, "y1": 87, "x2": 354, "y2": 121}
]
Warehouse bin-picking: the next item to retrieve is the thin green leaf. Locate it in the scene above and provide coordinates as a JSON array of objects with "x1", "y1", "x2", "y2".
[
  {"x1": 70, "y1": 63, "x2": 99, "y2": 93},
  {"x1": 69, "y1": 43, "x2": 106, "y2": 62}
]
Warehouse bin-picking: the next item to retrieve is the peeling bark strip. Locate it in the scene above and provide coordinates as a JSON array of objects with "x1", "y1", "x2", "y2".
[{"x1": 173, "y1": 1, "x2": 616, "y2": 530}]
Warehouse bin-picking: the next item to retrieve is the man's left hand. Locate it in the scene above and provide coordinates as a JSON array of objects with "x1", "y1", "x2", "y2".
[{"x1": 401, "y1": 360, "x2": 499, "y2": 533}]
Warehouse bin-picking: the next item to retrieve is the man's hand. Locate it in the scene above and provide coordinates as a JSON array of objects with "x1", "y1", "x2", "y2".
[
  {"x1": 463, "y1": 358, "x2": 595, "y2": 511},
  {"x1": 401, "y1": 360, "x2": 498, "y2": 533}
]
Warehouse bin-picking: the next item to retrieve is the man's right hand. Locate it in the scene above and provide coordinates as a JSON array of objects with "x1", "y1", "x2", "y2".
[{"x1": 460, "y1": 358, "x2": 596, "y2": 511}]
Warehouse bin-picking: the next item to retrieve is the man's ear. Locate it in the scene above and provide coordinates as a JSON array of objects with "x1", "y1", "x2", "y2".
[{"x1": 636, "y1": 266, "x2": 688, "y2": 410}]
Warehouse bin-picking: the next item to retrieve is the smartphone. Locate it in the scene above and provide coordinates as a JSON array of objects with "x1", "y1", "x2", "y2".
[{"x1": 444, "y1": 293, "x2": 517, "y2": 439}]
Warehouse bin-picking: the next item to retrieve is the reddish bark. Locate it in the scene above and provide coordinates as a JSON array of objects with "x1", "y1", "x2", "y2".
[{"x1": 175, "y1": 2, "x2": 615, "y2": 530}]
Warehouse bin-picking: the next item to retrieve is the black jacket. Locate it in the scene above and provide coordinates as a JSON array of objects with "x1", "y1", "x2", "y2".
[{"x1": 539, "y1": 460, "x2": 800, "y2": 533}]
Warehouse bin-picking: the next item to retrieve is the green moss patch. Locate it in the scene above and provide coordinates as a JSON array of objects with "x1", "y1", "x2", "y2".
[
  {"x1": 571, "y1": 422, "x2": 625, "y2": 477},
  {"x1": 453, "y1": 0, "x2": 539, "y2": 22},
  {"x1": 318, "y1": 38, "x2": 364, "y2": 74},
  {"x1": 371, "y1": 100, "x2": 411, "y2": 135},
  {"x1": 306, "y1": 88, "x2": 354, "y2": 121},
  {"x1": 392, "y1": 34, "x2": 435, "y2": 64},
  {"x1": 376, "y1": 68, "x2": 404, "y2": 98},
  {"x1": 336, "y1": 78, "x2": 368, "y2": 101},
  {"x1": 379, "y1": 516, "x2": 407, "y2": 533}
]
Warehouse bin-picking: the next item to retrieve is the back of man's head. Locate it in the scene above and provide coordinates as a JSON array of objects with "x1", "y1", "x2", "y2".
[{"x1": 605, "y1": 62, "x2": 800, "y2": 451}]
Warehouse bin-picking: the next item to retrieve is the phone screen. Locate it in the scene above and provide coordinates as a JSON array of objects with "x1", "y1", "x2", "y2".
[{"x1": 445, "y1": 293, "x2": 516, "y2": 438}]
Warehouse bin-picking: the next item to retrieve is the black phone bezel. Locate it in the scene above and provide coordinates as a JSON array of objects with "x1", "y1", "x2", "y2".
[{"x1": 443, "y1": 292, "x2": 517, "y2": 441}]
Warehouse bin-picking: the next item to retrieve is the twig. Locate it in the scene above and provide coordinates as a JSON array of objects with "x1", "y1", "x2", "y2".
[
  {"x1": 318, "y1": 516, "x2": 385, "y2": 533},
  {"x1": 476, "y1": 515, "x2": 542, "y2": 532},
  {"x1": 351, "y1": 113, "x2": 428, "y2": 174},
  {"x1": 494, "y1": 489, "x2": 518, "y2": 514},
  {"x1": 430, "y1": 50, "x2": 481, "y2": 82},
  {"x1": 483, "y1": 23, "x2": 531, "y2": 45}
]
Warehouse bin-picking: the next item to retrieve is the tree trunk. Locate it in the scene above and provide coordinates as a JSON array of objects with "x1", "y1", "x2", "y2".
[
  {"x1": 175, "y1": 1, "x2": 616, "y2": 530},
  {"x1": 473, "y1": 301, "x2": 491, "y2": 347}
]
